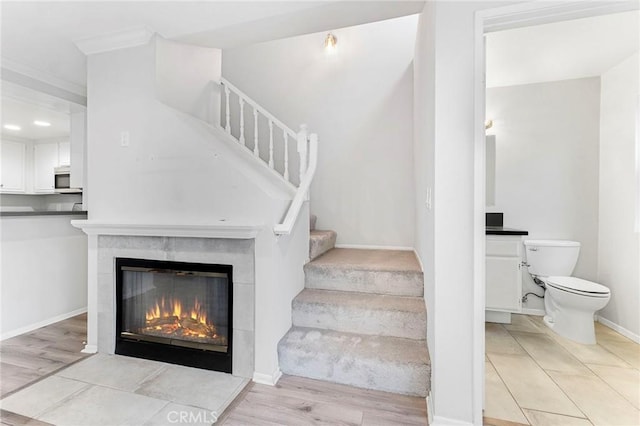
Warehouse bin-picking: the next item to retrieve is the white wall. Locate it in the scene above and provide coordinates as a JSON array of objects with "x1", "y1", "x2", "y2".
[
  {"x1": 414, "y1": 1, "x2": 508, "y2": 424},
  {"x1": 222, "y1": 15, "x2": 417, "y2": 247},
  {"x1": 1, "y1": 215, "x2": 87, "y2": 338},
  {"x1": 85, "y1": 37, "x2": 310, "y2": 381},
  {"x1": 86, "y1": 37, "x2": 285, "y2": 225},
  {"x1": 486, "y1": 78, "x2": 601, "y2": 311},
  {"x1": 598, "y1": 52, "x2": 640, "y2": 338},
  {"x1": 413, "y1": 0, "x2": 436, "y2": 404}
]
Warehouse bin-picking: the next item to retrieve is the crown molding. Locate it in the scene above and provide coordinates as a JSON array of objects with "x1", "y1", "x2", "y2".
[
  {"x1": 1, "y1": 57, "x2": 87, "y2": 97},
  {"x1": 74, "y1": 26, "x2": 155, "y2": 56}
]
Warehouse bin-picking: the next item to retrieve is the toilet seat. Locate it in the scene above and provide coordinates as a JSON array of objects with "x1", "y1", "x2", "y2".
[{"x1": 545, "y1": 276, "x2": 610, "y2": 297}]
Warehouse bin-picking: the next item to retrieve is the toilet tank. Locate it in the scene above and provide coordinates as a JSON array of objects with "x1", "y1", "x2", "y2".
[{"x1": 523, "y1": 240, "x2": 580, "y2": 277}]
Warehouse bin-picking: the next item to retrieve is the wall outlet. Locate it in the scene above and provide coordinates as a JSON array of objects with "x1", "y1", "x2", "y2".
[{"x1": 120, "y1": 131, "x2": 130, "y2": 147}]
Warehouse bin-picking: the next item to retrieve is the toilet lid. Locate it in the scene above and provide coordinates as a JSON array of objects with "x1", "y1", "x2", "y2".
[{"x1": 545, "y1": 276, "x2": 610, "y2": 295}]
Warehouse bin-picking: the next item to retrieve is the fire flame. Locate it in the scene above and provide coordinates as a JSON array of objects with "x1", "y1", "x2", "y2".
[
  {"x1": 145, "y1": 296, "x2": 208, "y2": 325},
  {"x1": 143, "y1": 297, "x2": 216, "y2": 340}
]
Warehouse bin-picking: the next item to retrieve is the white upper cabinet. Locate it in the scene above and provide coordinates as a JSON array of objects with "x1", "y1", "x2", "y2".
[
  {"x1": 33, "y1": 143, "x2": 59, "y2": 193},
  {"x1": 1, "y1": 140, "x2": 27, "y2": 193},
  {"x1": 58, "y1": 141, "x2": 71, "y2": 166}
]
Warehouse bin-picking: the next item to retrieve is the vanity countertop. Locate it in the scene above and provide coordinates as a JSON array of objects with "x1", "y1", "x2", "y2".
[{"x1": 486, "y1": 226, "x2": 528, "y2": 236}]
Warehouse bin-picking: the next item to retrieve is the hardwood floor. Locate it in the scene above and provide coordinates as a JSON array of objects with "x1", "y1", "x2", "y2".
[
  {"x1": 218, "y1": 375, "x2": 428, "y2": 425},
  {"x1": 1, "y1": 314, "x2": 428, "y2": 425},
  {"x1": 0, "y1": 314, "x2": 89, "y2": 399}
]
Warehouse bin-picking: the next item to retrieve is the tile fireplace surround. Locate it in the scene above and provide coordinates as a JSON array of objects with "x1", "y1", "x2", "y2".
[{"x1": 72, "y1": 221, "x2": 259, "y2": 379}]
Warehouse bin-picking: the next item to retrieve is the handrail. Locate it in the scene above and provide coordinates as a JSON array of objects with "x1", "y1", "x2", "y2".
[
  {"x1": 213, "y1": 77, "x2": 317, "y2": 236},
  {"x1": 273, "y1": 133, "x2": 318, "y2": 236},
  {"x1": 218, "y1": 77, "x2": 297, "y2": 140}
]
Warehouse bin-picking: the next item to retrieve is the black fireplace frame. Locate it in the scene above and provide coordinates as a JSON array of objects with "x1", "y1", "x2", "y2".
[{"x1": 115, "y1": 257, "x2": 233, "y2": 373}]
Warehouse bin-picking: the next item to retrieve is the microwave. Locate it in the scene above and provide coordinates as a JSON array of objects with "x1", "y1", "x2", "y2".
[{"x1": 54, "y1": 166, "x2": 82, "y2": 193}]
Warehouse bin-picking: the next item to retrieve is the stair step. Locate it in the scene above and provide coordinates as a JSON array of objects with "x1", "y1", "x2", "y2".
[
  {"x1": 292, "y1": 289, "x2": 426, "y2": 340},
  {"x1": 309, "y1": 230, "x2": 337, "y2": 261},
  {"x1": 310, "y1": 214, "x2": 317, "y2": 231},
  {"x1": 305, "y1": 248, "x2": 423, "y2": 297},
  {"x1": 278, "y1": 326, "x2": 430, "y2": 397}
]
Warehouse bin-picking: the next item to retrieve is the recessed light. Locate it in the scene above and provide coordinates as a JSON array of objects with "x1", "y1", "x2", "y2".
[
  {"x1": 3, "y1": 124, "x2": 21, "y2": 131},
  {"x1": 33, "y1": 120, "x2": 51, "y2": 127}
]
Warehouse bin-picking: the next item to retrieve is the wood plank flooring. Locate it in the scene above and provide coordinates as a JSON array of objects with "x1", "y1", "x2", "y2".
[
  {"x1": 218, "y1": 375, "x2": 428, "y2": 425},
  {"x1": 1, "y1": 314, "x2": 428, "y2": 425},
  {"x1": 0, "y1": 314, "x2": 89, "y2": 399}
]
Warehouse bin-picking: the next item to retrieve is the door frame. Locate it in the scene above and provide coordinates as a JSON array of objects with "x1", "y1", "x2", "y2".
[{"x1": 472, "y1": 1, "x2": 639, "y2": 424}]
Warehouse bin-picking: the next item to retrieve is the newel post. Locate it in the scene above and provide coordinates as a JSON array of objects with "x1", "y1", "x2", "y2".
[{"x1": 297, "y1": 124, "x2": 309, "y2": 180}]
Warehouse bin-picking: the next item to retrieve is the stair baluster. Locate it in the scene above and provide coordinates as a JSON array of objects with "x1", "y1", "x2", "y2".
[
  {"x1": 284, "y1": 131, "x2": 289, "y2": 182},
  {"x1": 239, "y1": 98, "x2": 245, "y2": 146},
  {"x1": 269, "y1": 120, "x2": 274, "y2": 168},
  {"x1": 224, "y1": 86, "x2": 231, "y2": 134},
  {"x1": 253, "y1": 109, "x2": 259, "y2": 157},
  {"x1": 216, "y1": 78, "x2": 318, "y2": 235}
]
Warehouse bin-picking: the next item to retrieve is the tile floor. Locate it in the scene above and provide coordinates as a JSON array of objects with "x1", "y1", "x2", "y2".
[
  {"x1": 0, "y1": 354, "x2": 248, "y2": 426},
  {"x1": 485, "y1": 314, "x2": 640, "y2": 426}
]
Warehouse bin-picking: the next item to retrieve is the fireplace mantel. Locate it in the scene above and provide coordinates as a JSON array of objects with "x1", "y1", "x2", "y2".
[{"x1": 71, "y1": 220, "x2": 262, "y2": 239}]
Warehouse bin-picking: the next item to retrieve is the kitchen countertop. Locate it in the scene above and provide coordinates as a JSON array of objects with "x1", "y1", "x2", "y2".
[
  {"x1": 486, "y1": 226, "x2": 528, "y2": 236},
  {"x1": 0, "y1": 210, "x2": 88, "y2": 217}
]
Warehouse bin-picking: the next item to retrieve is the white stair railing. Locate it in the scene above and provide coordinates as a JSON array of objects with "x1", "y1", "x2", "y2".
[{"x1": 216, "y1": 77, "x2": 318, "y2": 236}]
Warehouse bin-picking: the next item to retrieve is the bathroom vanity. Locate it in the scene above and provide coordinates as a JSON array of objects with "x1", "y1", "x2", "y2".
[{"x1": 485, "y1": 213, "x2": 528, "y2": 324}]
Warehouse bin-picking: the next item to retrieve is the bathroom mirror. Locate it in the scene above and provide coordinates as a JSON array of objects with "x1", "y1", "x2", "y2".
[{"x1": 486, "y1": 135, "x2": 496, "y2": 206}]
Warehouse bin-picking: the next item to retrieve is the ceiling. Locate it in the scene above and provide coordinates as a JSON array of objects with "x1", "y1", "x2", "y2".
[
  {"x1": 0, "y1": 1, "x2": 425, "y2": 88},
  {"x1": 1, "y1": 82, "x2": 74, "y2": 140},
  {"x1": 486, "y1": 10, "x2": 640, "y2": 88},
  {"x1": 1, "y1": 97, "x2": 70, "y2": 140}
]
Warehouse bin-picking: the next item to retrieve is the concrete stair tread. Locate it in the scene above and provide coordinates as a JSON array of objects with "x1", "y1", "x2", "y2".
[
  {"x1": 295, "y1": 288, "x2": 425, "y2": 313},
  {"x1": 308, "y1": 248, "x2": 421, "y2": 273},
  {"x1": 279, "y1": 326, "x2": 430, "y2": 396}
]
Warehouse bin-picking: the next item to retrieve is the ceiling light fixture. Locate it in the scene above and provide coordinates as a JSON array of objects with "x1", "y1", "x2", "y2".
[
  {"x1": 3, "y1": 124, "x2": 21, "y2": 131},
  {"x1": 33, "y1": 120, "x2": 51, "y2": 127},
  {"x1": 324, "y1": 33, "x2": 337, "y2": 52}
]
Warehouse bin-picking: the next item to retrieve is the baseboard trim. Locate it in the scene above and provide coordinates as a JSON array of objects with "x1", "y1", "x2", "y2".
[
  {"x1": 252, "y1": 368, "x2": 282, "y2": 386},
  {"x1": 521, "y1": 308, "x2": 545, "y2": 316},
  {"x1": 431, "y1": 416, "x2": 473, "y2": 426},
  {"x1": 81, "y1": 344, "x2": 98, "y2": 354},
  {"x1": 1, "y1": 307, "x2": 87, "y2": 341},
  {"x1": 414, "y1": 249, "x2": 425, "y2": 272},
  {"x1": 596, "y1": 315, "x2": 640, "y2": 344},
  {"x1": 335, "y1": 244, "x2": 414, "y2": 251}
]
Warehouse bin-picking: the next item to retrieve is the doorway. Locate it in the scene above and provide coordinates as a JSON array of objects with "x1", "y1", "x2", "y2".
[{"x1": 475, "y1": 3, "x2": 640, "y2": 424}]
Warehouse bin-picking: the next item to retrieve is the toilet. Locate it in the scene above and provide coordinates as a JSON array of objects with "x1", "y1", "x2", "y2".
[{"x1": 523, "y1": 240, "x2": 610, "y2": 345}]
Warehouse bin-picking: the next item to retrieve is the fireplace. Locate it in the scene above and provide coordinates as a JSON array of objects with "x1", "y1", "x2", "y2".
[{"x1": 115, "y1": 257, "x2": 233, "y2": 373}]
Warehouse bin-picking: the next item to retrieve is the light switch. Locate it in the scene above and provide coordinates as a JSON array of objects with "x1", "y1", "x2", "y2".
[
  {"x1": 426, "y1": 187, "x2": 432, "y2": 210},
  {"x1": 120, "y1": 131, "x2": 130, "y2": 147}
]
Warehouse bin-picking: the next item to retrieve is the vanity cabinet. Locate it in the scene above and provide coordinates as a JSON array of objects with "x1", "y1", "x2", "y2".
[
  {"x1": 486, "y1": 235, "x2": 523, "y2": 318},
  {"x1": 0, "y1": 140, "x2": 27, "y2": 193}
]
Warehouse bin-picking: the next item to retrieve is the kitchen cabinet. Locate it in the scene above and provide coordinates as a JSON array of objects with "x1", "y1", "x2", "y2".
[
  {"x1": 1, "y1": 140, "x2": 26, "y2": 193},
  {"x1": 486, "y1": 235, "x2": 523, "y2": 322},
  {"x1": 33, "y1": 143, "x2": 59, "y2": 193},
  {"x1": 58, "y1": 141, "x2": 71, "y2": 166}
]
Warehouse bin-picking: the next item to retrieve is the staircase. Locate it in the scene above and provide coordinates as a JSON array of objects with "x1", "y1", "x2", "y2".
[{"x1": 278, "y1": 216, "x2": 431, "y2": 397}]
